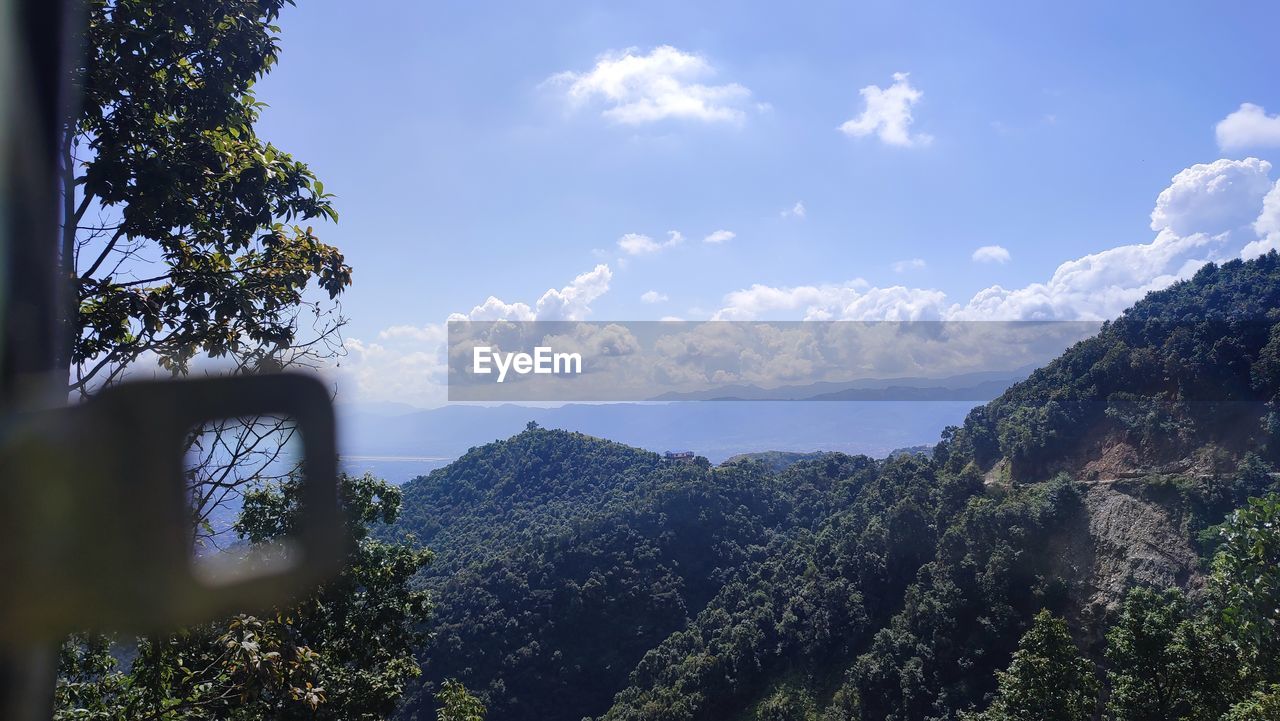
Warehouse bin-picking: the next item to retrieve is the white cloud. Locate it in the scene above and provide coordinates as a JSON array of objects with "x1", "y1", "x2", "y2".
[
  {"x1": 1150, "y1": 157, "x2": 1273, "y2": 237},
  {"x1": 892, "y1": 258, "x2": 926, "y2": 272},
  {"x1": 618, "y1": 230, "x2": 684, "y2": 255},
  {"x1": 712, "y1": 280, "x2": 950, "y2": 321},
  {"x1": 954, "y1": 230, "x2": 1218, "y2": 320},
  {"x1": 958, "y1": 159, "x2": 1273, "y2": 319},
  {"x1": 716, "y1": 157, "x2": 1280, "y2": 322},
  {"x1": 1216, "y1": 103, "x2": 1280, "y2": 151},
  {"x1": 450, "y1": 264, "x2": 613, "y2": 322},
  {"x1": 548, "y1": 45, "x2": 754, "y2": 125},
  {"x1": 378, "y1": 324, "x2": 448, "y2": 343},
  {"x1": 335, "y1": 332, "x2": 449, "y2": 408},
  {"x1": 455, "y1": 296, "x2": 536, "y2": 322},
  {"x1": 714, "y1": 281, "x2": 863, "y2": 320},
  {"x1": 972, "y1": 245, "x2": 1011, "y2": 264},
  {"x1": 340, "y1": 265, "x2": 618, "y2": 405},
  {"x1": 641, "y1": 290, "x2": 669, "y2": 303},
  {"x1": 704, "y1": 229, "x2": 736, "y2": 244},
  {"x1": 1243, "y1": 180, "x2": 1280, "y2": 259},
  {"x1": 339, "y1": 157, "x2": 1280, "y2": 406},
  {"x1": 838, "y1": 72, "x2": 933, "y2": 148},
  {"x1": 781, "y1": 201, "x2": 806, "y2": 219}
]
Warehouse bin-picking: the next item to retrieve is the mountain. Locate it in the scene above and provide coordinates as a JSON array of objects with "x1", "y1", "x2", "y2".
[
  {"x1": 803, "y1": 378, "x2": 1020, "y2": 401},
  {"x1": 384, "y1": 428, "x2": 852, "y2": 721},
  {"x1": 387, "y1": 253, "x2": 1280, "y2": 721},
  {"x1": 602, "y1": 254, "x2": 1280, "y2": 721},
  {"x1": 645, "y1": 367, "x2": 1034, "y2": 402}
]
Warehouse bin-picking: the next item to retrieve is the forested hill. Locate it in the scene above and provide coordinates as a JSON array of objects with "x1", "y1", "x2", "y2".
[
  {"x1": 388, "y1": 426, "x2": 663, "y2": 574},
  {"x1": 940, "y1": 252, "x2": 1280, "y2": 481},
  {"x1": 390, "y1": 252, "x2": 1280, "y2": 721},
  {"x1": 386, "y1": 428, "x2": 874, "y2": 721}
]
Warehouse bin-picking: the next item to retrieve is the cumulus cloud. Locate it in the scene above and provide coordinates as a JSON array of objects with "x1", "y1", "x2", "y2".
[
  {"x1": 713, "y1": 280, "x2": 948, "y2": 321},
  {"x1": 1150, "y1": 157, "x2": 1273, "y2": 236},
  {"x1": 1216, "y1": 103, "x2": 1280, "y2": 151},
  {"x1": 964, "y1": 158, "x2": 1275, "y2": 318},
  {"x1": 618, "y1": 230, "x2": 684, "y2": 255},
  {"x1": 341, "y1": 158, "x2": 1280, "y2": 405},
  {"x1": 704, "y1": 229, "x2": 736, "y2": 244},
  {"x1": 450, "y1": 264, "x2": 613, "y2": 322},
  {"x1": 972, "y1": 245, "x2": 1011, "y2": 264},
  {"x1": 713, "y1": 280, "x2": 864, "y2": 320},
  {"x1": 781, "y1": 201, "x2": 806, "y2": 219},
  {"x1": 1243, "y1": 180, "x2": 1280, "y2": 259},
  {"x1": 715, "y1": 157, "x2": 1280, "y2": 322},
  {"x1": 641, "y1": 290, "x2": 669, "y2": 303},
  {"x1": 953, "y1": 230, "x2": 1218, "y2": 320},
  {"x1": 892, "y1": 258, "x2": 926, "y2": 272},
  {"x1": 338, "y1": 265, "x2": 619, "y2": 405},
  {"x1": 548, "y1": 45, "x2": 754, "y2": 124},
  {"x1": 377, "y1": 324, "x2": 448, "y2": 343},
  {"x1": 838, "y1": 72, "x2": 933, "y2": 148},
  {"x1": 334, "y1": 332, "x2": 449, "y2": 408}
]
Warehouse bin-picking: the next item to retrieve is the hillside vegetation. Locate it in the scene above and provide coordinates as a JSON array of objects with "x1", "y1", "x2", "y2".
[{"x1": 389, "y1": 253, "x2": 1280, "y2": 721}]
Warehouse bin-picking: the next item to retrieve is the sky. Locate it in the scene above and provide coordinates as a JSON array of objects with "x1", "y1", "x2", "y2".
[{"x1": 249, "y1": 0, "x2": 1280, "y2": 407}]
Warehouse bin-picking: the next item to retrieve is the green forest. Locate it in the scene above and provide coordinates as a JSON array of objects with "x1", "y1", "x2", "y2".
[{"x1": 379, "y1": 253, "x2": 1280, "y2": 721}]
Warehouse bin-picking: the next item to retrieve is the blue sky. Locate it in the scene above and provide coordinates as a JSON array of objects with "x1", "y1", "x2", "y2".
[{"x1": 251, "y1": 1, "x2": 1280, "y2": 406}]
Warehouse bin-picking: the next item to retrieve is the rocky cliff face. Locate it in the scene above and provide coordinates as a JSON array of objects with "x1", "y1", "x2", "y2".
[{"x1": 1048, "y1": 478, "x2": 1203, "y2": 650}]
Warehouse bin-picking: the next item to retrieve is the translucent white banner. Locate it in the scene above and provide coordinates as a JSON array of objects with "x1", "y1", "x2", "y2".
[{"x1": 447, "y1": 320, "x2": 1104, "y2": 402}]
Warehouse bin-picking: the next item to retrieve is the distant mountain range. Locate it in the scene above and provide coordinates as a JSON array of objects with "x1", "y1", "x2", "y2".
[{"x1": 644, "y1": 366, "x2": 1034, "y2": 401}]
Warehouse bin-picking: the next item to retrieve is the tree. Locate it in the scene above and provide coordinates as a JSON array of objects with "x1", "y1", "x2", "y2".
[
  {"x1": 1104, "y1": 588, "x2": 1246, "y2": 721},
  {"x1": 1212, "y1": 493, "x2": 1280, "y2": 674},
  {"x1": 1106, "y1": 494, "x2": 1280, "y2": 721},
  {"x1": 55, "y1": 473, "x2": 434, "y2": 720},
  {"x1": 64, "y1": 0, "x2": 352, "y2": 538},
  {"x1": 50, "y1": 4, "x2": 439, "y2": 716},
  {"x1": 965, "y1": 610, "x2": 1098, "y2": 721},
  {"x1": 436, "y1": 680, "x2": 486, "y2": 721},
  {"x1": 1222, "y1": 685, "x2": 1280, "y2": 721},
  {"x1": 1105, "y1": 588, "x2": 1192, "y2": 721},
  {"x1": 754, "y1": 686, "x2": 817, "y2": 721}
]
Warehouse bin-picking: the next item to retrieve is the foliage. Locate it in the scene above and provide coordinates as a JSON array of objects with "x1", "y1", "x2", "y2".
[
  {"x1": 1211, "y1": 493, "x2": 1280, "y2": 672},
  {"x1": 435, "y1": 680, "x2": 486, "y2": 721},
  {"x1": 51, "y1": 4, "x2": 438, "y2": 717},
  {"x1": 754, "y1": 685, "x2": 819, "y2": 721},
  {"x1": 598, "y1": 461, "x2": 1074, "y2": 721},
  {"x1": 1104, "y1": 588, "x2": 1247, "y2": 721},
  {"x1": 385, "y1": 428, "x2": 835, "y2": 721},
  {"x1": 65, "y1": 0, "x2": 355, "y2": 541},
  {"x1": 1222, "y1": 685, "x2": 1280, "y2": 721},
  {"x1": 1104, "y1": 588, "x2": 1198, "y2": 721},
  {"x1": 1103, "y1": 494, "x2": 1280, "y2": 721},
  {"x1": 962, "y1": 610, "x2": 1097, "y2": 721},
  {"x1": 54, "y1": 474, "x2": 433, "y2": 720},
  {"x1": 67, "y1": 0, "x2": 350, "y2": 388},
  {"x1": 940, "y1": 253, "x2": 1280, "y2": 478}
]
